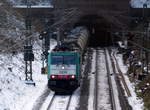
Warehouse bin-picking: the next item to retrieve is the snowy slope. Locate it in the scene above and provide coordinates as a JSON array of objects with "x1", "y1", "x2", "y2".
[
  {"x1": 0, "y1": 40, "x2": 56, "y2": 110},
  {"x1": 0, "y1": 1, "x2": 42, "y2": 53},
  {"x1": 0, "y1": 2, "x2": 59, "y2": 109}
]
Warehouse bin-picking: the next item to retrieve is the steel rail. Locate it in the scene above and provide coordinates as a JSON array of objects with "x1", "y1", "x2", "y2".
[
  {"x1": 47, "y1": 94, "x2": 72, "y2": 110},
  {"x1": 104, "y1": 49, "x2": 116, "y2": 110},
  {"x1": 94, "y1": 49, "x2": 99, "y2": 110},
  {"x1": 65, "y1": 95, "x2": 72, "y2": 110},
  {"x1": 78, "y1": 49, "x2": 93, "y2": 110},
  {"x1": 112, "y1": 52, "x2": 131, "y2": 97},
  {"x1": 110, "y1": 50, "x2": 132, "y2": 110},
  {"x1": 46, "y1": 93, "x2": 56, "y2": 110},
  {"x1": 32, "y1": 88, "x2": 51, "y2": 110}
]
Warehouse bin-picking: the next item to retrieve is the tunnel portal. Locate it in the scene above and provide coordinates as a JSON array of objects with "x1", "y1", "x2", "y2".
[
  {"x1": 53, "y1": 0, "x2": 130, "y2": 47},
  {"x1": 74, "y1": 15, "x2": 113, "y2": 47}
]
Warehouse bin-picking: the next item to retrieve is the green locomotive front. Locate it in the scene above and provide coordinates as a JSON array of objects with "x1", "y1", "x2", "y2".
[
  {"x1": 48, "y1": 51, "x2": 81, "y2": 92},
  {"x1": 47, "y1": 26, "x2": 89, "y2": 92}
]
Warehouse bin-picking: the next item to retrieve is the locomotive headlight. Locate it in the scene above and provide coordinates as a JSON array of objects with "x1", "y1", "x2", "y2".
[
  {"x1": 51, "y1": 75, "x2": 55, "y2": 79},
  {"x1": 71, "y1": 75, "x2": 75, "y2": 79},
  {"x1": 62, "y1": 66, "x2": 65, "y2": 69}
]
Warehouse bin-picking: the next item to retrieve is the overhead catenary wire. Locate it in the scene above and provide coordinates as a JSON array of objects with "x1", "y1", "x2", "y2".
[
  {"x1": 128, "y1": 40, "x2": 150, "y2": 52},
  {"x1": 0, "y1": 7, "x2": 81, "y2": 53},
  {"x1": 0, "y1": 34, "x2": 38, "y2": 53}
]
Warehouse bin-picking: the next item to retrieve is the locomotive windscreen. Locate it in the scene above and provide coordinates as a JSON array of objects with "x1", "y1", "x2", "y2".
[{"x1": 51, "y1": 55, "x2": 75, "y2": 65}]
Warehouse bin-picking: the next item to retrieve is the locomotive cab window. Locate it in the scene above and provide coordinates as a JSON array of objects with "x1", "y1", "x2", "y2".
[
  {"x1": 51, "y1": 56, "x2": 63, "y2": 65},
  {"x1": 64, "y1": 56, "x2": 75, "y2": 65},
  {"x1": 51, "y1": 55, "x2": 75, "y2": 65}
]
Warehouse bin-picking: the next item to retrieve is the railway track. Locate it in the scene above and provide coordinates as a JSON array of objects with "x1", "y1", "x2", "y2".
[
  {"x1": 32, "y1": 48, "x2": 132, "y2": 110},
  {"x1": 47, "y1": 93, "x2": 72, "y2": 110},
  {"x1": 78, "y1": 48, "x2": 93, "y2": 110},
  {"x1": 110, "y1": 49, "x2": 132, "y2": 110},
  {"x1": 104, "y1": 49, "x2": 116, "y2": 110},
  {"x1": 93, "y1": 48, "x2": 132, "y2": 110},
  {"x1": 32, "y1": 87, "x2": 51, "y2": 110},
  {"x1": 94, "y1": 48, "x2": 114, "y2": 110},
  {"x1": 94, "y1": 49, "x2": 98, "y2": 110},
  {"x1": 32, "y1": 86, "x2": 79, "y2": 110},
  {"x1": 112, "y1": 52, "x2": 131, "y2": 97}
]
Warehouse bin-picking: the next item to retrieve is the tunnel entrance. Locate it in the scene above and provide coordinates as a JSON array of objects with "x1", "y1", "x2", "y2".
[
  {"x1": 74, "y1": 15, "x2": 113, "y2": 47},
  {"x1": 90, "y1": 23, "x2": 112, "y2": 47}
]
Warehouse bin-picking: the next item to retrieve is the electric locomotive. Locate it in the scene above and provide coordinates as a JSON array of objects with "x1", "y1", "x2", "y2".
[{"x1": 47, "y1": 27, "x2": 89, "y2": 92}]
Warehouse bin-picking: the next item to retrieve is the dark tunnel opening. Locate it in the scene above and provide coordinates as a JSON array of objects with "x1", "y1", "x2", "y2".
[{"x1": 74, "y1": 15, "x2": 113, "y2": 47}]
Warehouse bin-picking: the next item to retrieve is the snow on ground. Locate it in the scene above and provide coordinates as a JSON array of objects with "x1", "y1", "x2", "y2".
[
  {"x1": 50, "y1": 95, "x2": 71, "y2": 110},
  {"x1": 88, "y1": 49, "x2": 113, "y2": 110},
  {"x1": 106, "y1": 50, "x2": 121, "y2": 110},
  {"x1": 118, "y1": 41, "x2": 126, "y2": 48},
  {"x1": 0, "y1": 39, "x2": 57, "y2": 110},
  {"x1": 88, "y1": 49, "x2": 96, "y2": 110},
  {"x1": 131, "y1": 0, "x2": 150, "y2": 8},
  {"x1": 46, "y1": 88, "x2": 80, "y2": 110},
  {"x1": 97, "y1": 49, "x2": 111, "y2": 110},
  {"x1": 68, "y1": 88, "x2": 80, "y2": 110},
  {"x1": 40, "y1": 91, "x2": 55, "y2": 110},
  {"x1": 114, "y1": 50, "x2": 144, "y2": 110}
]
